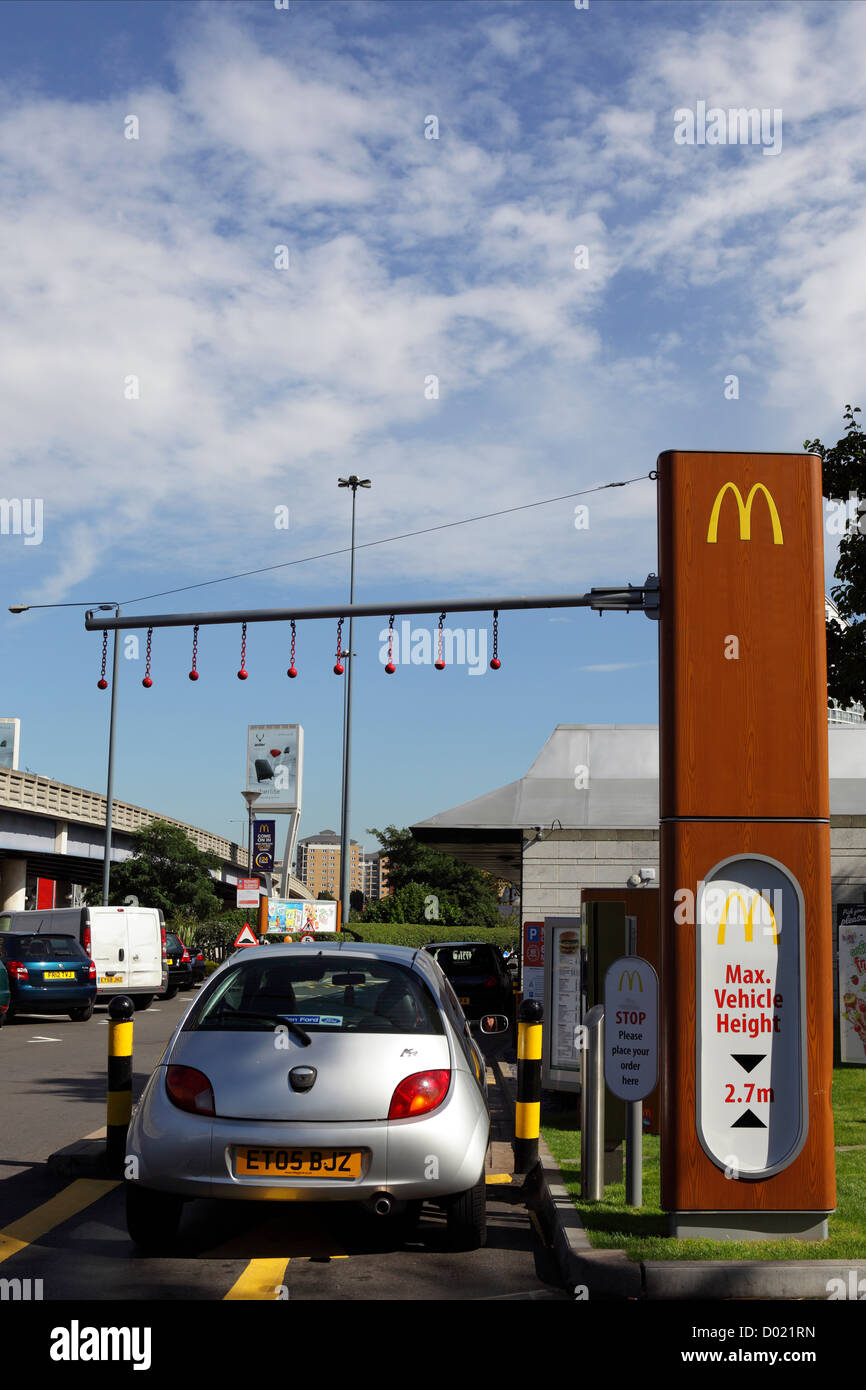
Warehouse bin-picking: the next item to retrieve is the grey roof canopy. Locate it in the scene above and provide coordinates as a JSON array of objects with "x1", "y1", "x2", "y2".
[{"x1": 411, "y1": 723, "x2": 866, "y2": 882}]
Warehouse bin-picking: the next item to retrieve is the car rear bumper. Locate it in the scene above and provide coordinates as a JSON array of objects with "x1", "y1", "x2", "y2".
[
  {"x1": 11, "y1": 984, "x2": 97, "y2": 1012},
  {"x1": 127, "y1": 1066, "x2": 490, "y2": 1202}
]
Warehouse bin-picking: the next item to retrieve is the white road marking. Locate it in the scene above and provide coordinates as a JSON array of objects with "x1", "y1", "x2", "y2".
[{"x1": 27, "y1": 1035, "x2": 62, "y2": 1043}]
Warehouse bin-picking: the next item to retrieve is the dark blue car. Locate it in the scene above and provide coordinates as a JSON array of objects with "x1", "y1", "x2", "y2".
[{"x1": 0, "y1": 932, "x2": 97, "y2": 1022}]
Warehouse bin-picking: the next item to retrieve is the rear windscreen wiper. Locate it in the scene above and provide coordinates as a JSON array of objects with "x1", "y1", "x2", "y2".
[{"x1": 214, "y1": 1009, "x2": 311, "y2": 1045}]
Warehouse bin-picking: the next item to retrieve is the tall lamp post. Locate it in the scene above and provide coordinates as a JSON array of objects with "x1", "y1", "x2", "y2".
[
  {"x1": 337, "y1": 475, "x2": 371, "y2": 927},
  {"x1": 10, "y1": 600, "x2": 121, "y2": 906},
  {"x1": 241, "y1": 790, "x2": 261, "y2": 883}
]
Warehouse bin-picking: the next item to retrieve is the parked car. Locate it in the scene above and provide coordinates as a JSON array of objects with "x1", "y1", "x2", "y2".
[
  {"x1": 124, "y1": 942, "x2": 507, "y2": 1252},
  {"x1": 0, "y1": 932, "x2": 97, "y2": 1021},
  {"x1": 0, "y1": 960, "x2": 9, "y2": 1026},
  {"x1": 422, "y1": 941, "x2": 514, "y2": 1022},
  {"x1": 182, "y1": 945, "x2": 207, "y2": 987},
  {"x1": 164, "y1": 932, "x2": 193, "y2": 998},
  {"x1": 1, "y1": 906, "x2": 168, "y2": 1011}
]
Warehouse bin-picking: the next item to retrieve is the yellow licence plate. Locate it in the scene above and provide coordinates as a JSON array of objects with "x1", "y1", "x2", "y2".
[
  {"x1": 459, "y1": 996, "x2": 470, "y2": 1005},
  {"x1": 99, "y1": 974, "x2": 123, "y2": 984},
  {"x1": 235, "y1": 1147, "x2": 363, "y2": 1179},
  {"x1": 45, "y1": 971, "x2": 75, "y2": 981}
]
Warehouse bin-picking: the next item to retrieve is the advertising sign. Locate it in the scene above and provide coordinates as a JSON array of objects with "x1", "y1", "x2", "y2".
[
  {"x1": 604, "y1": 956, "x2": 658, "y2": 1100},
  {"x1": 236, "y1": 878, "x2": 260, "y2": 908},
  {"x1": 245, "y1": 725, "x2": 303, "y2": 813},
  {"x1": 267, "y1": 899, "x2": 337, "y2": 934},
  {"x1": 0, "y1": 718, "x2": 20, "y2": 772},
  {"x1": 838, "y1": 905, "x2": 866, "y2": 1065},
  {"x1": 521, "y1": 921, "x2": 544, "y2": 1001},
  {"x1": 697, "y1": 855, "x2": 808, "y2": 1180},
  {"x1": 541, "y1": 917, "x2": 583, "y2": 1092},
  {"x1": 253, "y1": 820, "x2": 276, "y2": 874}
]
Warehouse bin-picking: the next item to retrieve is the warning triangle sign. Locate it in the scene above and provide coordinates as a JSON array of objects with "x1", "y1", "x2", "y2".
[{"x1": 233, "y1": 923, "x2": 259, "y2": 948}]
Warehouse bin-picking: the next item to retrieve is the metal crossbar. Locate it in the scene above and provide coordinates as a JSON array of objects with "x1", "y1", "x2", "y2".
[{"x1": 83, "y1": 576, "x2": 659, "y2": 630}]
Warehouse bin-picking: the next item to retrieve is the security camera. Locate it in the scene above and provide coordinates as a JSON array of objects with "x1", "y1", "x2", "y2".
[
  {"x1": 533, "y1": 825, "x2": 543, "y2": 836},
  {"x1": 627, "y1": 873, "x2": 642, "y2": 887}
]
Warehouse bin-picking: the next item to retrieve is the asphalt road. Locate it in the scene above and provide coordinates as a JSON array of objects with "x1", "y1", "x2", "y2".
[{"x1": 0, "y1": 992, "x2": 568, "y2": 1301}]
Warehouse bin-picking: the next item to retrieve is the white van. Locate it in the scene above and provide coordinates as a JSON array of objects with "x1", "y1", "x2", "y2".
[{"x1": 0, "y1": 906, "x2": 168, "y2": 1011}]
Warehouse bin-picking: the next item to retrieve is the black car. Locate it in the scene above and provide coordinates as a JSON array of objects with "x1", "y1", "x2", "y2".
[
  {"x1": 423, "y1": 941, "x2": 514, "y2": 1022},
  {"x1": 181, "y1": 942, "x2": 207, "y2": 987},
  {"x1": 162, "y1": 932, "x2": 193, "y2": 998}
]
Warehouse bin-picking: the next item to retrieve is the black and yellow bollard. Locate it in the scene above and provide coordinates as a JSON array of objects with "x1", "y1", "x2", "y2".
[
  {"x1": 514, "y1": 998, "x2": 543, "y2": 1173},
  {"x1": 107, "y1": 995, "x2": 134, "y2": 1174}
]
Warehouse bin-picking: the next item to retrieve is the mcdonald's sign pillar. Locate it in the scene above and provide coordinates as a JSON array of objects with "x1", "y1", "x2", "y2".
[{"x1": 658, "y1": 452, "x2": 835, "y2": 1239}]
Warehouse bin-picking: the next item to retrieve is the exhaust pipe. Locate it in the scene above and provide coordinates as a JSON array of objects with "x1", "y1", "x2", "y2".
[{"x1": 373, "y1": 1194, "x2": 392, "y2": 1216}]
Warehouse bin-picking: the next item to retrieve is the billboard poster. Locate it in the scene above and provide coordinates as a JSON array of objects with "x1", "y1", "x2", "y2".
[
  {"x1": 267, "y1": 899, "x2": 337, "y2": 934},
  {"x1": 0, "y1": 719, "x2": 20, "y2": 772},
  {"x1": 838, "y1": 904, "x2": 866, "y2": 1065},
  {"x1": 253, "y1": 820, "x2": 276, "y2": 874},
  {"x1": 245, "y1": 725, "x2": 303, "y2": 813}
]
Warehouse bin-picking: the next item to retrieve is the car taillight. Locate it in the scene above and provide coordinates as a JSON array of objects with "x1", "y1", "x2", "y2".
[
  {"x1": 166, "y1": 1065, "x2": 215, "y2": 1116},
  {"x1": 161, "y1": 925, "x2": 167, "y2": 960},
  {"x1": 5, "y1": 959, "x2": 28, "y2": 982},
  {"x1": 484, "y1": 976, "x2": 497, "y2": 987},
  {"x1": 88, "y1": 960, "x2": 97, "y2": 980},
  {"x1": 83, "y1": 925, "x2": 91, "y2": 956},
  {"x1": 181, "y1": 947, "x2": 190, "y2": 963},
  {"x1": 388, "y1": 1070, "x2": 450, "y2": 1120}
]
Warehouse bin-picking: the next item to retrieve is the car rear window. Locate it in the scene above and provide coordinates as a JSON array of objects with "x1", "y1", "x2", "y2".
[
  {"x1": 427, "y1": 945, "x2": 497, "y2": 976},
  {"x1": 0, "y1": 934, "x2": 83, "y2": 960},
  {"x1": 186, "y1": 955, "x2": 444, "y2": 1035},
  {"x1": 166, "y1": 934, "x2": 183, "y2": 953}
]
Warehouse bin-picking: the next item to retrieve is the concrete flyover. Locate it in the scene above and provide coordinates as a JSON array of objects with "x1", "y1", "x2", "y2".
[{"x1": 0, "y1": 767, "x2": 312, "y2": 910}]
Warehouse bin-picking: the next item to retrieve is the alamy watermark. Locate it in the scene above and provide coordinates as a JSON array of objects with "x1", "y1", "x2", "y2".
[
  {"x1": 0, "y1": 498, "x2": 43, "y2": 545},
  {"x1": 674, "y1": 102, "x2": 782, "y2": 157},
  {"x1": 379, "y1": 622, "x2": 488, "y2": 675}
]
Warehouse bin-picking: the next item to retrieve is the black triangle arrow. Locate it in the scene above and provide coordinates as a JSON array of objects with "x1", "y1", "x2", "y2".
[
  {"x1": 731, "y1": 1054, "x2": 765, "y2": 1074},
  {"x1": 731, "y1": 1108, "x2": 767, "y2": 1129}
]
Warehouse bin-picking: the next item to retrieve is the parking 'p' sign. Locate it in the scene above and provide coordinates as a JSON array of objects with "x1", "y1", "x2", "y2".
[{"x1": 603, "y1": 956, "x2": 658, "y2": 1101}]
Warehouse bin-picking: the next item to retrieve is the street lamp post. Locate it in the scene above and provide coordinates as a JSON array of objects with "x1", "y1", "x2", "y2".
[
  {"x1": 10, "y1": 599, "x2": 121, "y2": 905},
  {"x1": 241, "y1": 790, "x2": 261, "y2": 883},
  {"x1": 337, "y1": 475, "x2": 371, "y2": 927}
]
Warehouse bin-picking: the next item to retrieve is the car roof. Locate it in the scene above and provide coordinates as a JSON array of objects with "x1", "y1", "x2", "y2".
[
  {"x1": 227, "y1": 941, "x2": 421, "y2": 965},
  {"x1": 423, "y1": 940, "x2": 497, "y2": 949}
]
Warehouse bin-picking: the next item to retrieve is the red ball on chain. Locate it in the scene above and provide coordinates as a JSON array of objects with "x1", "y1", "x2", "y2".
[
  {"x1": 334, "y1": 661, "x2": 344, "y2": 675},
  {"x1": 287, "y1": 665, "x2": 298, "y2": 679},
  {"x1": 97, "y1": 678, "x2": 108, "y2": 690},
  {"x1": 237, "y1": 669, "x2": 248, "y2": 680},
  {"x1": 385, "y1": 661, "x2": 396, "y2": 675},
  {"x1": 490, "y1": 657, "x2": 501, "y2": 670},
  {"x1": 434, "y1": 659, "x2": 445, "y2": 671},
  {"x1": 188, "y1": 670, "x2": 199, "y2": 681},
  {"x1": 142, "y1": 676, "x2": 153, "y2": 689}
]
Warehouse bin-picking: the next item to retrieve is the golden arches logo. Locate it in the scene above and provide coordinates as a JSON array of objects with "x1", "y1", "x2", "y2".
[
  {"x1": 716, "y1": 892, "x2": 779, "y2": 946},
  {"x1": 618, "y1": 969, "x2": 643, "y2": 991},
  {"x1": 706, "y1": 482, "x2": 783, "y2": 545}
]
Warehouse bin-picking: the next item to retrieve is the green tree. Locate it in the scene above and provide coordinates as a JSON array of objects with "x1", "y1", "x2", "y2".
[
  {"x1": 806, "y1": 404, "x2": 866, "y2": 706},
  {"x1": 363, "y1": 827, "x2": 500, "y2": 928},
  {"x1": 84, "y1": 819, "x2": 222, "y2": 921}
]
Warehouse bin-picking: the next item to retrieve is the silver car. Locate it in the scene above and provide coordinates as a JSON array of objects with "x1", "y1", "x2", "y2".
[{"x1": 125, "y1": 942, "x2": 504, "y2": 1251}]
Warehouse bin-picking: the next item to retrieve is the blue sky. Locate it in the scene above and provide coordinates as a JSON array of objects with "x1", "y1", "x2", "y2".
[{"x1": 1, "y1": 0, "x2": 863, "y2": 860}]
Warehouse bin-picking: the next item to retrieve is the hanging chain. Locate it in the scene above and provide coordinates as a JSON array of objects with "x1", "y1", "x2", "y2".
[
  {"x1": 97, "y1": 631, "x2": 109, "y2": 690},
  {"x1": 288, "y1": 619, "x2": 297, "y2": 678},
  {"x1": 189, "y1": 625, "x2": 200, "y2": 681},
  {"x1": 490, "y1": 609, "x2": 501, "y2": 669},
  {"x1": 435, "y1": 612, "x2": 446, "y2": 669},
  {"x1": 238, "y1": 621, "x2": 248, "y2": 680},
  {"x1": 385, "y1": 614, "x2": 396, "y2": 674},
  {"x1": 142, "y1": 627, "x2": 153, "y2": 688},
  {"x1": 334, "y1": 617, "x2": 345, "y2": 674}
]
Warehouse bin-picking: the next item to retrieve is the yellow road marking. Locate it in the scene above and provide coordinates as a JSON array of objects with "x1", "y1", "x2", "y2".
[
  {"x1": 485, "y1": 1174, "x2": 512, "y2": 1185},
  {"x1": 0, "y1": 1179, "x2": 119, "y2": 1265},
  {"x1": 224, "y1": 1257, "x2": 291, "y2": 1300}
]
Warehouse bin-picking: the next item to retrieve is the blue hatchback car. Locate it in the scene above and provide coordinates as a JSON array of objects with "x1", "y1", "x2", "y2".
[{"x1": 0, "y1": 932, "x2": 97, "y2": 1022}]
